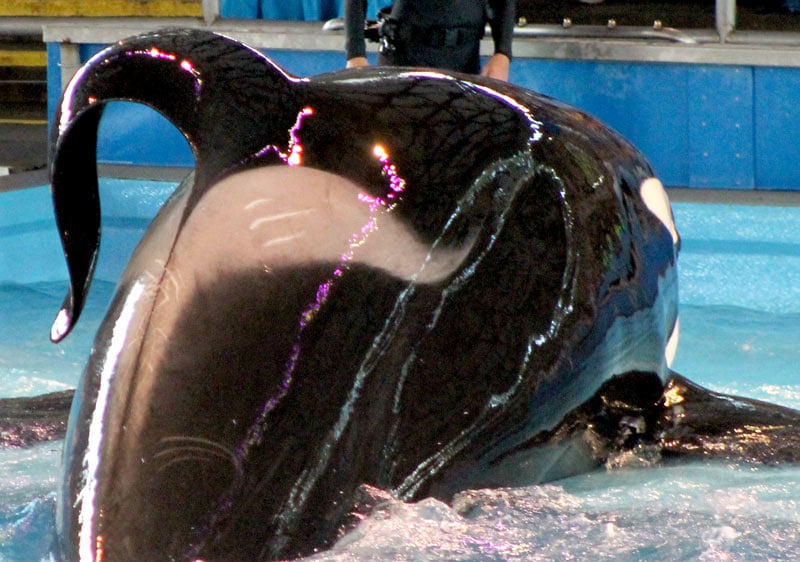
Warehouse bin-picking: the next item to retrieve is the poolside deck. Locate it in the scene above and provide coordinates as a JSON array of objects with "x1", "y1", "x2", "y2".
[{"x1": 0, "y1": 31, "x2": 47, "y2": 174}]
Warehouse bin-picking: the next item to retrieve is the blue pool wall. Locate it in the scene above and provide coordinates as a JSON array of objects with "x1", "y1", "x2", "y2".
[
  {"x1": 45, "y1": 42, "x2": 800, "y2": 191},
  {"x1": 218, "y1": 0, "x2": 390, "y2": 19}
]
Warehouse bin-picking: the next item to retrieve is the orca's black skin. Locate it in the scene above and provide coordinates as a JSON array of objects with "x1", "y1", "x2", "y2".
[{"x1": 25, "y1": 27, "x2": 796, "y2": 562}]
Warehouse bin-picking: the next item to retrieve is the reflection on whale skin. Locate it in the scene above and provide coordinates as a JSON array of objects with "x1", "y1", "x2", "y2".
[{"x1": 49, "y1": 28, "x2": 682, "y2": 561}]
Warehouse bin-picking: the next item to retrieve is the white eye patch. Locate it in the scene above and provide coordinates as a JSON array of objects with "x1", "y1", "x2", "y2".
[
  {"x1": 639, "y1": 177, "x2": 680, "y2": 368},
  {"x1": 665, "y1": 317, "x2": 680, "y2": 368},
  {"x1": 640, "y1": 177, "x2": 679, "y2": 245}
]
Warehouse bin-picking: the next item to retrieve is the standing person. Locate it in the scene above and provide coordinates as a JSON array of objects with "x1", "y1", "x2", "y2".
[{"x1": 344, "y1": 0, "x2": 515, "y2": 81}]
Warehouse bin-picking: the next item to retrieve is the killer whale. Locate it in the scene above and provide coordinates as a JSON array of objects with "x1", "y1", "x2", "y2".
[{"x1": 19, "y1": 27, "x2": 796, "y2": 561}]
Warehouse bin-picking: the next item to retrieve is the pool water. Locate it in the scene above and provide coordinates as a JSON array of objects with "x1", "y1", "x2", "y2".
[
  {"x1": 1, "y1": 187, "x2": 800, "y2": 561},
  {"x1": 673, "y1": 202, "x2": 800, "y2": 408}
]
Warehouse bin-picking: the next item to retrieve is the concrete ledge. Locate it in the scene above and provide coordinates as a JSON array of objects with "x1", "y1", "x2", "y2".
[{"x1": 0, "y1": 168, "x2": 48, "y2": 193}]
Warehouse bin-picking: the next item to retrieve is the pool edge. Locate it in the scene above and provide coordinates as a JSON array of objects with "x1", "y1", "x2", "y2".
[{"x1": 4, "y1": 166, "x2": 800, "y2": 208}]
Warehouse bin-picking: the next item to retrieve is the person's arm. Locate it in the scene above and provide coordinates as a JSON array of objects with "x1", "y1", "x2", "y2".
[
  {"x1": 344, "y1": 0, "x2": 370, "y2": 68},
  {"x1": 482, "y1": 0, "x2": 515, "y2": 81}
]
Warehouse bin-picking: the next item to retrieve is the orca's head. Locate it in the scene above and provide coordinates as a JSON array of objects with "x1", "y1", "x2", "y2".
[{"x1": 51, "y1": 28, "x2": 681, "y2": 562}]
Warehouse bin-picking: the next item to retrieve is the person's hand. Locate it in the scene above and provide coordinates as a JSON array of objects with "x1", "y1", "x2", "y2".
[
  {"x1": 481, "y1": 53, "x2": 510, "y2": 82},
  {"x1": 346, "y1": 57, "x2": 370, "y2": 69}
]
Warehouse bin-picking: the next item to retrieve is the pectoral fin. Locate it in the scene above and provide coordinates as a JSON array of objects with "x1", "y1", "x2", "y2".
[{"x1": 656, "y1": 372, "x2": 800, "y2": 464}]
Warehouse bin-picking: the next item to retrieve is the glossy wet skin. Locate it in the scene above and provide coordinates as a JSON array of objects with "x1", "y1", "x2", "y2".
[{"x1": 50, "y1": 29, "x2": 677, "y2": 560}]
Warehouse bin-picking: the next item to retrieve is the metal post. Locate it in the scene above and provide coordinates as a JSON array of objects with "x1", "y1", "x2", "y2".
[
  {"x1": 59, "y1": 43, "x2": 81, "y2": 92},
  {"x1": 202, "y1": 0, "x2": 220, "y2": 25},
  {"x1": 716, "y1": 0, "x2": 736, "y2": 43}
]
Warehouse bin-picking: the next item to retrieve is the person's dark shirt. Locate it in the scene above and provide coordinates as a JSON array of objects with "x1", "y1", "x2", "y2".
[{"x1": 344, "y1": 0, "x2": 514, "y2": 62}]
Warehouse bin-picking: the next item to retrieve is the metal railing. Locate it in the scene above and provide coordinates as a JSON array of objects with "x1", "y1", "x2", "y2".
[{"x1": 202, "y1": 0, "x2": 761, "y2": 46}]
